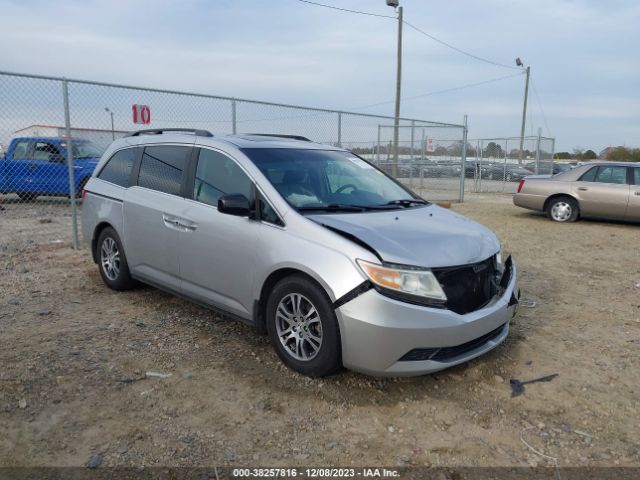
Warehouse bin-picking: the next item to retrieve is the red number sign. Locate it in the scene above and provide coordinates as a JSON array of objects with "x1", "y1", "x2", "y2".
[
  {"x1": 132, "y1": 104, "x2": 151, "y2": 125},
  {"x1": 426, "y1": 137, "x2": 434, "y2": 153}
]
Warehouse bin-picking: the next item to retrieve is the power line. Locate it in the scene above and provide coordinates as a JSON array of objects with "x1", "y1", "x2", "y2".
[
  {"x1": 402, "y1": 21, "x2": 520, "y2": 70},
  {"x1": 530, "y1": 79, "x2": 552, "y2": 137},
  {"x1": 349, "y1": 71, "x2": 524, "y2": 111},
  {"x1": 295, "y1": 0, "x2": 394, "y2": 19},
  {"x1": 295, "y1": 1, "x2": 520, "y2": 71}
]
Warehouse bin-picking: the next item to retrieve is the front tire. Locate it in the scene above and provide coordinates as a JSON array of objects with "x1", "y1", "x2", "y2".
[
  {"x1": 547, "y1": 196, "x2": 579, "y2": 222},
  {"x1": 266, "y1": 275, "x2": 342, "y2": 377},
  {"x1": 96, "y1": 227, "x2": 138, "y2": 290}
]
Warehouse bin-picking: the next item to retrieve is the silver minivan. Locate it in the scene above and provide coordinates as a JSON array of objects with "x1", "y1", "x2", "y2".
[{"x1": 82, "y1": 129, "x2": 518, "y2": 377}]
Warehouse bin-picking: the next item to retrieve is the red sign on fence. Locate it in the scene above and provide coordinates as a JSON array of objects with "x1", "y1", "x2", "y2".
[
  {"x1": 132, "y1": 104, "x2": 151, "y2": 124},
  {"x1": 426, "y1": 137, "x2": 434, "y2": 153}
]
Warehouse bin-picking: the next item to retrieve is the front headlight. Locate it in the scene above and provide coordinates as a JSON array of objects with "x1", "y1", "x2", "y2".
[{"x1": 356, "y1": 259, "x2": 447, "y2": 304}]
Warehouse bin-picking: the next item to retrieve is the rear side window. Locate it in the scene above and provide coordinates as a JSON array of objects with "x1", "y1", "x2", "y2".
[
  {"x1": 138, "y1": 145, "x2": 190, "y2": 196},
  {"x1": 633, "y1": 168, "x2": 640, "y2": 185},
  {"x1": 97, "y1": 148, "x2": 136, "y2": 187},
  {"x1": 594, "y1": 166, "x2": 627, "y2": 184},
  {"x1": 193, "y1": 148, "x2": 253, "y2": 207},
  {"x1": 579, "y1": 167, "x2": 597, "y2": 182}
]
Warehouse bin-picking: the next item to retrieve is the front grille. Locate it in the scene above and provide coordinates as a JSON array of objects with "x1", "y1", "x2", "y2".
[
  {"x1": 399, "y1": 323, "x2": 507, "y2": 362},
  {"x1": 433, "y1": 256, "x2": 498, "y2": 315}
]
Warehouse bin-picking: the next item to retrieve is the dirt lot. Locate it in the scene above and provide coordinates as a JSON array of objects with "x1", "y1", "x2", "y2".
[{"x1": 0, "y1": 196, "x2": 638, "y2": 469}]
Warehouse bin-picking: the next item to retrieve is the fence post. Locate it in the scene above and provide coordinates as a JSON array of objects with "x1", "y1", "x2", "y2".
[
  {"x1": 410, "y1": 120, "x2": 415, "y2": 162},
  {"x1": 459, "y1": 115, "x2": 467, "y2": 202},
  {"x1": 337, "y1": 112, "x2": 342, "y2": 148},
  {"x1": 535, "y1": 128, "x2": 542, "y2": 174},
  {"x1": 231, "y1": 99, "x2": 237, "y2": 135},
  {"x1": 62, "y1": 78, "x2": 79, "y2": 249},
  {"x1": 376, "y1": 125, "x2": 381, "y2": 162},
  {"x1": 503, "y1": 139, "x2": 508, "y2": 191}
]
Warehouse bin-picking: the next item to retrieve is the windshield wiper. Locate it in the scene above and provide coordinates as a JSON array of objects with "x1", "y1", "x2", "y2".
[
  {"x1": 384, "y1": 199, "x2": 429, "y2": 207},
  {"x1": 298, "y1": 204, "x2": 367, "y2": 212}
]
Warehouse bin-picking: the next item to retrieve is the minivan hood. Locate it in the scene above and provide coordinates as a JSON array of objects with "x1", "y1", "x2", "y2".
[{"x1": 307, "y1": 205, "x2": 499, "y2": 268}]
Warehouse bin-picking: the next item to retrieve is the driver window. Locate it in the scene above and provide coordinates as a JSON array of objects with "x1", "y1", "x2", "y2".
[
  {"x1": 194, "y1": 149, "x2": 253, "y2": 207},
  {"x1": 33, "y1": 142, "x2": 60, "y2": 161}
]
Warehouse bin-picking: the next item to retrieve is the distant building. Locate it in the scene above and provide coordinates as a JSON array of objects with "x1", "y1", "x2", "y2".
[
  {"x1": 598, "y1": 146, "x2": 618, "y2": 159},
  {"x1": 13, "y1": 124, "x2": 129, "y2": 149}
]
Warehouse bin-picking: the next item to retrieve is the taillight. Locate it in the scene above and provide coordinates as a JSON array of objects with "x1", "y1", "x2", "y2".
[
  {"x1": 517, "y1": 179, "x2": 525, "y2": 193},
  {"x1": 81, "y1": 189, "x2": 87, "y2": 201}
]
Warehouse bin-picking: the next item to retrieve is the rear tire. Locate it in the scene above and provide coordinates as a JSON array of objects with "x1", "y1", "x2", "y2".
[
  {"x1": 96, "y1": 227, "x2": 138, "y2": 290},
  {"x1": 266, "y1": 274, "x2": 342, "y2": 377},
  {"x1": 546, "y1": 196, "x2": 579, "y2": 222}
]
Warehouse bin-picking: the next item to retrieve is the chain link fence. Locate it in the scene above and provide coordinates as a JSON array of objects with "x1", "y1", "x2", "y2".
[
  {"x1": 374, "y1": 127, "x2": 557, "y2": 197},
  {"x1": 0, "y1": 70, "x2": 466, "y2": 247},
  {"x1": 464, "y1": 135, "x2": 556, "y2": 193},
  {"x1": 1, "y1": 70, "x2": 557, "y2": 248},
  {"x1": 370, "y1": 124, "x2": 468, "y2": 201}
]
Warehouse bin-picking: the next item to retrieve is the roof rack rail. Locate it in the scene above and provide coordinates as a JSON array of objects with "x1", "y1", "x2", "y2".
[
  {"x1": 127, "y1": 128, "x2": 214, "y2": 137},
  {"x1": 246, "y1": 133, "x2": 312, "y2": 142}
]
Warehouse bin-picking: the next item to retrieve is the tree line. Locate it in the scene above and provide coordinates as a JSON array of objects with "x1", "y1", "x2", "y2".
[{"x1": 554, "y1": 147, "x2": 640, "y2": 162}]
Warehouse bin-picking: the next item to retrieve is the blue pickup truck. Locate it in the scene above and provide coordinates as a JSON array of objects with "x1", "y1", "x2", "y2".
[{"x1": 0, "y1": 137, "x2": 103, "y2": 200}]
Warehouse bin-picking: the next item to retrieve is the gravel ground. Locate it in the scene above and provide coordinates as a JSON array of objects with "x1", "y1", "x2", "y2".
[{"x1": 0, "y1": 196, "x2": 638, "y2": 469}]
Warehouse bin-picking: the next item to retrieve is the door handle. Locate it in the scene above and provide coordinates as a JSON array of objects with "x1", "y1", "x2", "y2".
[
  {"x1": 578, "y1": 187, "x2": 588, "y2": 191},
  {"x1": 635, "y1": 191, "x2": 640, "y2": 196},
  {"x1": 27, "y1": 164, "x2": 38, "y2": 171},
  {"x1": 175, "y1": 220, "x2": 198, "y2": 231},
  {"x1": 162, "y1": 213, "x2": 181, "y2": 229},
  {"x1": 162, "y1": 214, "x2": 197, "y2": 231}
]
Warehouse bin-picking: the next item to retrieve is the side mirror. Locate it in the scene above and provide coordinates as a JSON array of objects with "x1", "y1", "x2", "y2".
[{"x1": 218, "y1": 193, "x2": 251, "y2": 217}]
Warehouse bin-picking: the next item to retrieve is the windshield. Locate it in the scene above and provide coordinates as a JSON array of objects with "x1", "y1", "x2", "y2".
[
  {"x1": 60, "y1": 140, "x2": 104, "y2": 159},
  {"x1": 243, "y1": 148, "x2": 426, "y2": 211}
]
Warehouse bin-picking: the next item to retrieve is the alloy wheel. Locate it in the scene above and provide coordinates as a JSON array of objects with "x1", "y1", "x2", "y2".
[
  {"x1": 275, "y1": 293, "x2": 323, "y2": 361},
  {"x1": 100, "y1": 237, "x2": 120, "y2": 281}
]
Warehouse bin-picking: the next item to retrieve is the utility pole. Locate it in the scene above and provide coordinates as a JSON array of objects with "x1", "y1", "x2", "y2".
[
  {"x1": 516, "y1": 58, "x2": 530, "y2": 164},
  {"x1": 393, "y1": 5, "x2": 403, "y2": 176},
  {"x1": 387, "y1": 1, "x2": 403, "y2": 177}
]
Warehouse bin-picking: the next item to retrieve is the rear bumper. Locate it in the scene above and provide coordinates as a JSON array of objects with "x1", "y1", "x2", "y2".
[
  {"x1": 335, "y1": 259, "x2": 518, "y2": 377},
  {"x1": 513, "y1": 193, "x2": 546, "y2": 211}
]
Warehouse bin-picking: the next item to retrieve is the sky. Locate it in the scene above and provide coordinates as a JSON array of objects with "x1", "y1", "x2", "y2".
[{"x1": 1, "y1": 0, "x2": 639, "y2": 152}]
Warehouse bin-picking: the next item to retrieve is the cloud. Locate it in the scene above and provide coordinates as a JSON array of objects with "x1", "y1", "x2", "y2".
[{"x1": 0, "y1": 0, "x2": 638, "y2": 151}]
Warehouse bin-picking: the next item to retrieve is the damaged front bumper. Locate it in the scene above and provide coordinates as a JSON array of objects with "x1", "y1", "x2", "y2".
[{"x1": 335, "y1": 256, "x2": 519, "y2": 377}]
